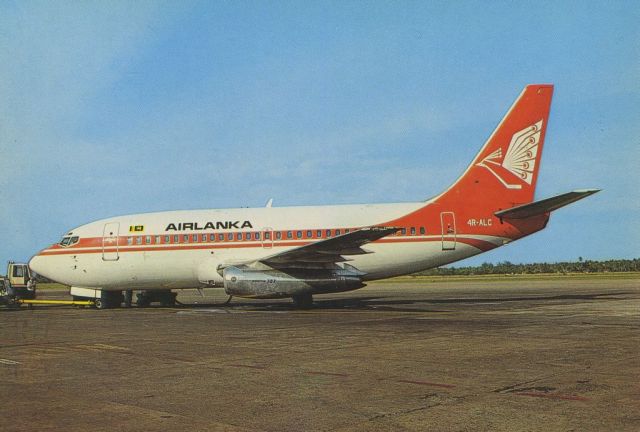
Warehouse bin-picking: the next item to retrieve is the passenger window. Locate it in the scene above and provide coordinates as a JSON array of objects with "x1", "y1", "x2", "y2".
[
  {"x1": 218, "y1": 234, "x2": 224, "y2": 241},
  {"x1": 191, "y1": 234, "x2": 196, "y2": 242},
  {"x1": 296, "y1": 231, "x2": 302, "y2": 239},
  {"x1": 236, "y1": 233, "x2": 242, "y2": 241},
  {"x1": 316, "y1": 230, "x2": 322, "y2": 238},
  {"x1": 276, "y1": 231, "x2": 282, "y2": 240},
  {"x1": 256, "y1": 232, "x2": 261, "y2": 240},
  {"x1": 127, "y1": 237, "x2": 133, "y2": 245},
  {"x1": 410, "y1": 227, "x2": 416, "y2": 235},
  {"x1": 287, "y1": 231, "x2": 292, "y2": 239},
  {"x1": 345, "y1": 228, "x2": 350, "y2": 234},
  {"x1": 201, "y1": 234, "x2": 206, "y2": 242},
  {"x1": 401, "y1": 228, "x2": 406, "y2": 235},
  {"x1": 335, "y1": 229, "x2": 341, "y2": 236},
  {"x1": 155, "y1": 236, "x2": 161, "y2": 244},
  {"x1": 264, "y1": 231, "x2": 271, "y2": 240},
  {"x1": 183, "y1": 235, "x2": 189, "y2": 243},
  {"x1": 228, "y1": 233, "x2": 233, "y2": 241},
  {"x1": 420, "y1": 227, "x2": 425, "y2": 235},
  {"x1": 326, "y1": 229, "x2": 331, "y2": 238},
  {"x1": 209, "y1": 234, "x2": 215, "y2": 241},
  {"x1": 136, "y1": 237, "x2": 143, "y2": 245},
  {"x1": 245, "y1": 232, "x2": 251, "y2": 240},
  {"x1": 173, "y1": 235, "x2": 179, "y2": 243},
  {"x1": 306, "y1": 230, "x2": 312, "y2": 238},
  {"x1": 165, "y1": 235, "x2": 170, "y2": 243}
]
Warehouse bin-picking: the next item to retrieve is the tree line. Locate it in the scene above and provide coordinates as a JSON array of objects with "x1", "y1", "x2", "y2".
[{"x1": 415, "y1": 258, "x2": 640, "y2": 276}]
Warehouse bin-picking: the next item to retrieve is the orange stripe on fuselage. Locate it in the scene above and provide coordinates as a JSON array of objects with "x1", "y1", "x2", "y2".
[{"x1": 38, "y1": 236, "x2": 498, "y2": 256}]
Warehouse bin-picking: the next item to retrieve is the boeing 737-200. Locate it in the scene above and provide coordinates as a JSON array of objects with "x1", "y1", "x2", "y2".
[{"x1": 29, "y1": 84, "x2": 599, "y2": 308}]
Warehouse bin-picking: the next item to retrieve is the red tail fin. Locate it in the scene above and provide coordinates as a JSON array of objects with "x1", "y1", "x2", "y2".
[
  {"x1": 435, "y1": 84, "x2": 553, "y2": 210},
  {"x1": 383, "y1": 85, "x2": 555, "y2": 242}
]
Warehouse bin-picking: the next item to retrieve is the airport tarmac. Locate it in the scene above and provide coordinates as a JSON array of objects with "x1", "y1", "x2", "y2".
[{"x1": 1, "y1": 276, "x2": 639, "y2": 432}]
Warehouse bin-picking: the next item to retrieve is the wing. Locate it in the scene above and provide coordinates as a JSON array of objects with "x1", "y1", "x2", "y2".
[{"x1": 259, "y1": 226, "x2": 400, "y2": 268}]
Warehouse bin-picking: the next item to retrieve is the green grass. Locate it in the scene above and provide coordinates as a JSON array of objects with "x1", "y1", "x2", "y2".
[
  {"x1": 370, "y1": 272, "x2": 640, "y2": 284},
  {"x1": 34, "y1": 272, "x2": 640, "y2": 290}
]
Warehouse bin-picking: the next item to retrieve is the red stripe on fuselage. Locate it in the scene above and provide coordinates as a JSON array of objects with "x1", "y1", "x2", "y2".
[{"x1": 38, "y1": 236, "x2": 499, "y2": 256}]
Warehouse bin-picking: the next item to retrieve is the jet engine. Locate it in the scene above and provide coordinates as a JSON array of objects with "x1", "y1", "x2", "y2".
[{"x1": 222, "y1": 266, "x2": 365, "y2": 299}]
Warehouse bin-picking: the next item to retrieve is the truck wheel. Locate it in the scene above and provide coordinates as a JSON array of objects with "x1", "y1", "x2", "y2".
[{"x1": 94, "y1": 298, "x2": 104, "y2": 309}]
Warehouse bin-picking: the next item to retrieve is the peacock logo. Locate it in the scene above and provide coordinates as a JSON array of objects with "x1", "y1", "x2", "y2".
[{"x1": 476, "y1": 120, "x2": 543, "y2": 189}]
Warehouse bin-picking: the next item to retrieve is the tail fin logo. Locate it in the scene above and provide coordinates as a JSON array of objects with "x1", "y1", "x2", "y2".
[{"x1": 476, "y1": 120, "x2": 543, "y2": 189}]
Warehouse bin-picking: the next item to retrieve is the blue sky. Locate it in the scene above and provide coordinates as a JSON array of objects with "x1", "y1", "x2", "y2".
[{"x1": 1, "y1": 1, "x2": 638, "y2": 266}]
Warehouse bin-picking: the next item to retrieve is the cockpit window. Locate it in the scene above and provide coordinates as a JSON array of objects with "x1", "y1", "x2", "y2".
[{"x1": 59, "y1": 236, "x2": 79, "y2": 247}]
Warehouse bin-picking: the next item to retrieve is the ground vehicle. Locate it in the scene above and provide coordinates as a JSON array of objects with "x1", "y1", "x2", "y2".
[
  {"x1": 5, "y1": 262, "x2": 36, "y2": 300},
  {"x1": 1, "y1": 262, "x2": 96, "y2": 309},
  {"x1": 1, "y1": 262, "x2": 35, "y2": 307},
  {"x1": 0, "y1": 278, "x2": 10, "y2": 305}
]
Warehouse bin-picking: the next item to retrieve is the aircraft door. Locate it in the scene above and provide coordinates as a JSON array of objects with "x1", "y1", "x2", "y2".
[
  {"x1": 440, "y1": 212, "x2": 456, "y2": 250},
  {"x1": 262, "y1": 227, "x2": 274, "y2": 249},
  {"x1": 102, "y1": 222, "x2": 120, "y2": 261}
]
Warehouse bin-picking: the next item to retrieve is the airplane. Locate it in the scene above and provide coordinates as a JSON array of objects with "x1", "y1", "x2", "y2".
[{"x1": 29, "y1": 84, "x2": 599, "y2": 309}]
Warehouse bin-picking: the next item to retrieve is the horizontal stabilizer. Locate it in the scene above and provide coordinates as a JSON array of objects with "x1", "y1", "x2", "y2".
[{"x1": 495, "y1": 189, "x2": 600, "y2": 219}]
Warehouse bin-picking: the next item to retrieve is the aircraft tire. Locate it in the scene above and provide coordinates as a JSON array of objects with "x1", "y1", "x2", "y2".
[
  {"x1": 292, "y1": 293, "x2": 313, "y2": 309},
  {"x1": 158, "y1": 291, "x2": 177, "y2": 307},
  {"x1": 123, "y1": 290, "x2": 133, "y2": 308},
  {"x1": 160, "y1": 299, "x2": 175, "y2": 307},
  {"x1": 136, "y1": 297, "x2": 150, "y2": 308}
]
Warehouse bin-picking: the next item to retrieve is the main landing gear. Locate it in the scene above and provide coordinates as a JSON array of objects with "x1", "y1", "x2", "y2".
[
  {"x1": 291, "y1": 293, "x2": 314, "y2": 309},
  {"x1": 123, "y1": 290, "x2": 133, "y2": 308},
  {"x1": 70, "y1": 288, "x2": 178, "y2": 309},
  {"x1": 135, "y1": 290, "x2": 177, "y2": 308}
]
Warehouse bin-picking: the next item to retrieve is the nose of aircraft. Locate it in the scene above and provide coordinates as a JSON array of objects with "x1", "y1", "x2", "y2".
[{"x1": 28, "y1": 253, "x2": 49, "y2": 280}]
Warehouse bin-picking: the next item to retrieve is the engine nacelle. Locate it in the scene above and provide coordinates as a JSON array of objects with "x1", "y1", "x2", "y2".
[{"x1": 222, "y1": 266, "x2": 365, "y2": 299}]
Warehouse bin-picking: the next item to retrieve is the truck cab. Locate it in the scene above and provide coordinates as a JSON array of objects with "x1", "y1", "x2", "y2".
[{"x1": 7, "y1": 262, "x2": 36, "y2": 300}]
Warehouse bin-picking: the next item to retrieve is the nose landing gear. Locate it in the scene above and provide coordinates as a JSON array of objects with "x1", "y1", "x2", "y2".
[
  {"x1": 69, "y1": 287, "x2": 178, "y2": 309},
  {"x1": 93, "y1": 291, "x2": 124, "y2": 309}
]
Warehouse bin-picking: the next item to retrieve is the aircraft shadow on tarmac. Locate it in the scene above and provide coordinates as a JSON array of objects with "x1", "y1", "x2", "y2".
[
  {"x1": 1, "y1": 292, "x2": 630, "y2": 313},
  {"x1": 178, "y1": 291, "x2": 632, "y2": 314}
]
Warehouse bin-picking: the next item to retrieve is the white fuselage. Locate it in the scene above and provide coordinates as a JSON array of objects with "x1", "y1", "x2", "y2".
[{"x1": 29, "y1": 201, "x2": 506, "y2": 291}]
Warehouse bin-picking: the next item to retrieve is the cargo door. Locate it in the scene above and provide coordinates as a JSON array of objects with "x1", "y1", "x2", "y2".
[
  {"x1": 440, "y1": 212, "x2": 456, "y2": 250},
  {"x1": 102, "y1": 222, "x2": 120, "y2": 261}
]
